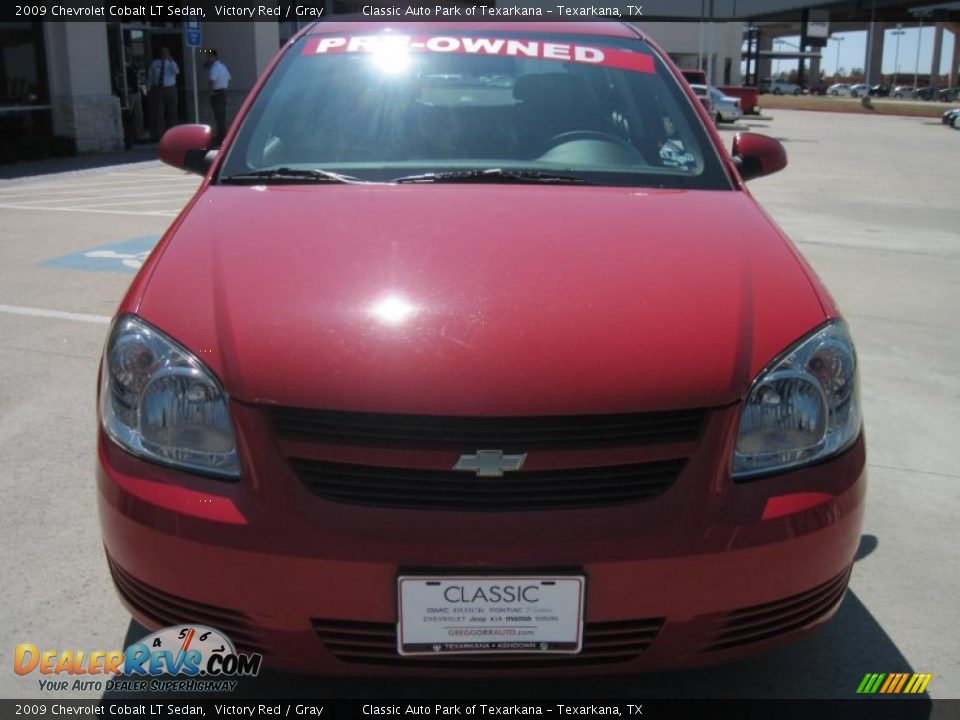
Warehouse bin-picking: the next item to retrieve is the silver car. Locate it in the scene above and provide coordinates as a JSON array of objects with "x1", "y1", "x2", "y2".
[
  {"x1": 708, "y1": 86, "x2": 743, "y2": 123},
  {"x1": 771, "y1": 79, "x2": 802, "y2": 95}
]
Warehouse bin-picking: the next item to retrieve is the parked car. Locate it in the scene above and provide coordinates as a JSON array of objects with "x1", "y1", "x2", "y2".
[
  {"x1": 869, "y1": 85, "x2": 890, "y2": 97},
  {"x1": 938, "y1": 87, "x2": 959, "y2": 102},
  {"x1": 941, "y1": 107, "x2": 960, "y2": 125},
  {"x1": 827, "y1": 83, "x2": 851, "y2": 96},
  {"x1": 102, "y1": 21, "x2": 865, "y2": 675},
  {"x1": 771, "y1": 79, "x2": 802, "y2": 95},
  {"x1": 892, "y1": 85, "x2": 917, "y2": 98},
  {"x1": 689, "y1": 83, "x2": 716, "y2": 118},
  {"x1": 915, "y1": 87, "x2": 941, "y2": 101},
  {"x1": 849, "y1": 84, "x2": 870, "y2": 98},
  {"x1": 718, "y1": 85, "x2": 761, "y2": 115},
  {"x1": 708, "y1": 86, "x2": 743, "y2": 123}
]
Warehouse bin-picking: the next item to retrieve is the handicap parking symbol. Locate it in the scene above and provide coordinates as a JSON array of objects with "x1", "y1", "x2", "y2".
[{"x1": 41, "y1": 235, "x2": 160, "y2": 275}]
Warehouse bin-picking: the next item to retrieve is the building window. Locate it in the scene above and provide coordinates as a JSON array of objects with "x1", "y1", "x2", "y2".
[
  {"x1": 669, "y1": 54, "x2": 702, "y2": 71},
  {"x1": 0, "y1": 22, "x2": 53, "y2": 163},
  {"x1": 0, "y1": 21, "x2": 47, "y2": 108}
]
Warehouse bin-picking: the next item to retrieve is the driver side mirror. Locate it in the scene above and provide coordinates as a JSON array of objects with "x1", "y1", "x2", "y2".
[
  {"x1": 159, "y1": 124, "x2": 216, "y2": 175},
  {"x1": 731, "y1": 132, "x2": 787, "y2": 181}
]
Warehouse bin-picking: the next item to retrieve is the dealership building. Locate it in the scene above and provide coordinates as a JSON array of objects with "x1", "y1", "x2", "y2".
[{"x1": 0, "y1": 16, "x2": 743, "y2": 157}]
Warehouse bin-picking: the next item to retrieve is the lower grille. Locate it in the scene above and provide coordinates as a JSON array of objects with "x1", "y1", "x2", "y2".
[
  {"x1": 294, "y1": 459, "x2": 685, "y2": 511},
  {"x1": 699, "y1": 568, "x2": 851, "y2": 653},
  {"x1": 312, "y1": 618, "x2": 664, "y2": 669},
  {"x1": 107, "y1": 556, "x2": 269, "y2": 656}
]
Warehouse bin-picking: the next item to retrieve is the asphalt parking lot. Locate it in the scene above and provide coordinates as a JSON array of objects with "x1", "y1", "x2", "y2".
[{"x1": 1, "y1": 110, "x2": 957, "y2": 705}]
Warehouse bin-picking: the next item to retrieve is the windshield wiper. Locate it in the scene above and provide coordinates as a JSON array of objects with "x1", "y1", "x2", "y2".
[
  {"x1": 220, "y1": 167, "x2": 365, "y2": 185},
  {"x1": 393, "y1": 168, "x2": 591, "y2": 185}
]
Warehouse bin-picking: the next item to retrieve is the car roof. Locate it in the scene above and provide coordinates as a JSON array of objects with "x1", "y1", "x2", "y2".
[{"x1": 306, "y1": 20, "x2": 641, "y2": 39}]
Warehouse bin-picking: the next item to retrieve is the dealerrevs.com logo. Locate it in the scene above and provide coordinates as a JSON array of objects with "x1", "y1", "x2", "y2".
[{"x1": 14, "y1": 625, "x2": 262, "y2": 693}]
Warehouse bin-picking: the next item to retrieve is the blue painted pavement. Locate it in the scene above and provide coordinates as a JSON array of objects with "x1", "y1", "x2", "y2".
[{"x1": 41, "y1": 235, "x2": 160, "y2": 275}]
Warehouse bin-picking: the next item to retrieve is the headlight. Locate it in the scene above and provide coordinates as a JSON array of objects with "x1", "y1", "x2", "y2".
[
  {"x1": 733, "y1": 320, "x2": 861, "y2": 479},
  {"x1": 100, "y1": 315, "x2": 240, "y2": 479}
]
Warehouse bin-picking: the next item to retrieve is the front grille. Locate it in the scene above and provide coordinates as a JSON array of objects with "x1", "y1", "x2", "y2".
[
  {"x1": 107, "y1": 556, "x2": 269, "y2": 656},
  {"x1": 272, "y1": 407, "x2": 706, "y2": 451},
  {"x1": 698, "y1": 568, "x2": 851, "y2": 653},
  {"x1": 312, "y1": 618, "x2": 664, "y2": 669},
  {"x1": 294, "y1": 458, "x2": 686, "y2": 511}
]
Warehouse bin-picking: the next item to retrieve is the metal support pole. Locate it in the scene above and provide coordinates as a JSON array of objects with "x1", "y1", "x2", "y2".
[
  {"x1": 893, "y1": 25, "x2": 905, "y2": 86},
  {"x1": 929, "y1": 22, "x2": 944, "y2": 88},
  {"x1": 706, "y1": 0, "x2": 715, "y2": 84},
  {"x1": 798, "y1": 8, "x2": 808, "y2": 88},
  {"x1": 865, "y1": 0, "x2": 877, "y2": 86},
  {"x1": 698, "y1": 0, "x2": 704, "y2": 70},
  {"x1": 913, "y1": 17, "x2": 923, "y2": 88},
  {"x1": 949, "y1": 29, "x2": 960, "y2": 88},
  {"x1": 191, "y1": 47, "x2": 199, "y2": 124},
  {"x1": 834, "y1": 35, "x2": 844, "y2": 79}
]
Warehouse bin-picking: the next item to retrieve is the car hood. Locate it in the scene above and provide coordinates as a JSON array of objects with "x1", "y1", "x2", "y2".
[{"x1": 136, "y1": 184, "x2": 827, "y2": 415}]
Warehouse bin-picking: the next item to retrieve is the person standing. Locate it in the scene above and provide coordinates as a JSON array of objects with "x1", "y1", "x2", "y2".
[
  {"x1": 148, "y1": 47, "x2": 179, "y2": 141},
  {"x1": 204, "y1": 48, "x2": 232, "y2": 146}
]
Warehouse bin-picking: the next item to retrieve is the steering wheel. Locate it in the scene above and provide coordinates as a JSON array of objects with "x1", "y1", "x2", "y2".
[{"x1": 537, "y1": 130, "x2": 636, "y2": 156}]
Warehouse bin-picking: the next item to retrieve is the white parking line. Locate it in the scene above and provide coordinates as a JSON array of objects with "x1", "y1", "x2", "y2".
[
  {"x1": 107, "y1": 171, "x2": 195, "y2": 178},
  {"x1": 0, "y1": 190, "x2": 195, "y2": 206},
  {"x1": 0, "y1": 204, "x2": 177, "y2": 217},
  {"x1": 0, "y1": 172, "x2": 193, "y2": 186},
  {"x1": 68, "y1": 197, "x2": 192, "y2": 209},
  {"x1": 0, "y1": 181, "x2": 199, "y2": 199},
  {"x1": 0, "y1": 304, "x2": 112, "y2": 324}
]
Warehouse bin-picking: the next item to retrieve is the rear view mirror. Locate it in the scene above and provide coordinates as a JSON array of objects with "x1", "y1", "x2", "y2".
[
  {"x1": 159, "y1": 124, "x2": 216, "y2": 175},
  {"x1": 732, "y1": 132, "x2": 787, "y2": 181}
]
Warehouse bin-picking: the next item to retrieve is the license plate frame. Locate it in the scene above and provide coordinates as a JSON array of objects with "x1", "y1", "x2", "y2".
[{"x1": 396, "y1": 575, "x2": 585, "y2": 656}]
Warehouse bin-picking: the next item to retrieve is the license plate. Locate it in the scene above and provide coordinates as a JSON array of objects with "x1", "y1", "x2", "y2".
[{"x1": 397, "y1": 575, "x2": 585, "y2": 656}]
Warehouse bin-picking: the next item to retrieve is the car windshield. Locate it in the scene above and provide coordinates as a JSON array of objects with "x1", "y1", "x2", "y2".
[{"x1": 218, "y1": 30, "x2": 731, "y2": 190}]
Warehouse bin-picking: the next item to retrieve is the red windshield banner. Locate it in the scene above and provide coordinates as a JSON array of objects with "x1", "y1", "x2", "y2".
[{"x1": 302, "y1": 35, "x2": 655, "y2": 74}]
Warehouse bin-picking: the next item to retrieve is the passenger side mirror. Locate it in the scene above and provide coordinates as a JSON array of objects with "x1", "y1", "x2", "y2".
[
  {"x1": 731, "y1": 132, "x2": 787, "y2": 181},
  {"x1": 159, "y1": 124, "x2": 216, "y2": 175}
]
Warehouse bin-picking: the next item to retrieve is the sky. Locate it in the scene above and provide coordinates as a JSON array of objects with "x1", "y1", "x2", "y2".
[{"x1": 771, "y1": 26, "x2": 957, "y2": 79}]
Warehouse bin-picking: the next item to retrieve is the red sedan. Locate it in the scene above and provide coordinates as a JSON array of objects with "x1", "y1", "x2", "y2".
[{"x1": 98, "y1": 21, "x2": 865, "y2": 675}]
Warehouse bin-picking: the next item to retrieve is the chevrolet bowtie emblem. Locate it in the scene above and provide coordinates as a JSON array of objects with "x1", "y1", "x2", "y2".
[{"x1": 453, "y1": 450, "x2": 527, "y2": 478}]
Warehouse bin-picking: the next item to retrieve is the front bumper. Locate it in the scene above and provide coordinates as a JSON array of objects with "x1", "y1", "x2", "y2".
[{"x1": 98, "y1": 404, "x2": 866, "y2": 676}]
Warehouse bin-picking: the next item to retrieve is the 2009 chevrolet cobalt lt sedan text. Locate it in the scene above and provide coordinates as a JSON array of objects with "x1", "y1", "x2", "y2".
[{"x1": 98, "y1": 21, "x2": 865, "y2": 674}]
